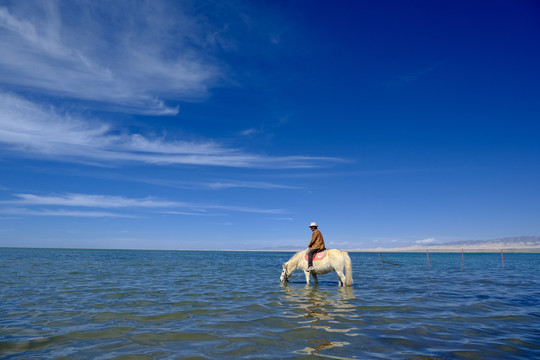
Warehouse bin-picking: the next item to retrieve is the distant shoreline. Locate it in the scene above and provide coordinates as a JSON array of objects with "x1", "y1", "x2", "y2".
[
  {"x1": 349, "y1": 244, "x2": 540, "y2": 253},
  {"x1": 2, "y1": 246, "x2": 540, "y2": 253}
]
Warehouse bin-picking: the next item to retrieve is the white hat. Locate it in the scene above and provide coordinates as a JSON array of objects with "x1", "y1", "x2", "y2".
[{"x1": 309, "y1": 222, "x2": 318, "y2": 227}]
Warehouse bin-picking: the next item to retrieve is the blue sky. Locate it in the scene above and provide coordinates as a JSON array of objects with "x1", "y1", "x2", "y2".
[{"x1": 1, "y1": 0, "x2": 539, "y2": 250}]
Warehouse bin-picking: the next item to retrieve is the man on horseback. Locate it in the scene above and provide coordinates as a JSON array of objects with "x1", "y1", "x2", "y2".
[{"x1": 307, "y1": 222, "x2": 326, "y2": 271}]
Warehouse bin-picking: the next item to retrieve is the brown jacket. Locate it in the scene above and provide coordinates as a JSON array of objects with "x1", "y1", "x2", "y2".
[{"x1": 308, "y1": 229, "x2": 325, "y2": 250}]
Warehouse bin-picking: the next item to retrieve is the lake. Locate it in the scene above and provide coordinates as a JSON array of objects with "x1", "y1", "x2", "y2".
[{"x1": 1, "y1": 248, "x2": 539, "y2": 359}]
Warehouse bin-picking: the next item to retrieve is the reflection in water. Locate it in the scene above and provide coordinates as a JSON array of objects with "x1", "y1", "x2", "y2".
[
  {"x1": 296, "y1": 339, "x2": 351, "y2": 357},
  {"x1": 281, "y1": 284, "x2": 358, "y2": 358}
]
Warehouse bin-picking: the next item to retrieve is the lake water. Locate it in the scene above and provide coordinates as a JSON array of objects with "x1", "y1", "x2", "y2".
[{"x1": 1, "y1": 248, "x2": 539, "y2": 359}]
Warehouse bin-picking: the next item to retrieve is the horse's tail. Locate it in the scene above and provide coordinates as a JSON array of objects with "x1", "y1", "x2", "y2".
[{"x1": 343, "y1": 251, "x2": 353, "y2": 286}]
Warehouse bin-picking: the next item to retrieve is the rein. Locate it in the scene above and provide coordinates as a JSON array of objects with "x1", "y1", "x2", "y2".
[{"x1": 289, "y1": 262, "x2": 307, "y2": 282}]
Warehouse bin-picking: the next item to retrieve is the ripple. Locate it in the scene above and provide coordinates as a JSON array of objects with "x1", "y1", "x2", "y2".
[{"x1": 2, "y1": 249, "x2": 540, "y2": 359}]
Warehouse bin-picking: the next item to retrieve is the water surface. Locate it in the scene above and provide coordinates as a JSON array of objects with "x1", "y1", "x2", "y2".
[{"x1": 1, "y1": 248, "x2": 539, "y2": 359}]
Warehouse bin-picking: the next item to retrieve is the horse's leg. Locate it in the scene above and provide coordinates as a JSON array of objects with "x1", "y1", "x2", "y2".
[
  {"x1": 304, "y1": 271, "x2": 311, "y2": 284},
  {"x1": 335, "y1": 269, "x2": 346, "y2": 287},
  {"x1": 311, "y1": 272, "x2": 318, "y2": 285}
]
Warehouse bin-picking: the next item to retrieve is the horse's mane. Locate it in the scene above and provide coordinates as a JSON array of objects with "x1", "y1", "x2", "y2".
[{"x1": 288, "y1": 249, "x2": 307, "y2": 266}]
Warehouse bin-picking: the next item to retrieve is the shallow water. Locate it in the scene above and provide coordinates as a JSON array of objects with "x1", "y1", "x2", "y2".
[{"x1": 1, "y1": 248, "x2": 539, "y2": 359}]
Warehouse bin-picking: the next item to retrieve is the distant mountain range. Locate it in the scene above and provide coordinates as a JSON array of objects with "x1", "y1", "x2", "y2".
[
  {"x1": 363, "y1": 236, "x2": 540, "y2": 252},
  {"x1": 433, "y1": 236, "x2": 540, "y2": 247},
  {"x1": 262, "y1": 236, "x2": 540, "y2": 252}
]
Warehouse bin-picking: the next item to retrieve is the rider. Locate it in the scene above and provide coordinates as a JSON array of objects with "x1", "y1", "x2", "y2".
[{"x1": 307, "y1": 222, "x2": 326, "y2": 271}]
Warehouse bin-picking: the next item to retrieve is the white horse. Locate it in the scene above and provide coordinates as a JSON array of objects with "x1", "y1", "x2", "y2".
[{"x1": 280, "y1": 249, "x2": 353, "y2": 287}]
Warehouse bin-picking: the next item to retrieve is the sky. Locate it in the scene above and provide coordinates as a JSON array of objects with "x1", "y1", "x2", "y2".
[{"x1": 1, "y1": 0, "x2": 539, "y2": 250}]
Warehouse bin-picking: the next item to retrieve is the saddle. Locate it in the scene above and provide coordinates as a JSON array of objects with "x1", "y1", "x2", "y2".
[{"x1": 304, "y1": 250, "x2": 326, "y2": 261}]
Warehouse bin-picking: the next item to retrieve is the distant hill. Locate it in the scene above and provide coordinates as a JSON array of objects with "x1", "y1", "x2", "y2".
[
  {"x1": 258, "y1": 236, "x2": 540, "y2": 252},
  {"x1": 438, "y1": 236, "x2": 540, "y2": 247},
  {"x1": 355, "y1": 236, "x2": 540, "y2": 252}
]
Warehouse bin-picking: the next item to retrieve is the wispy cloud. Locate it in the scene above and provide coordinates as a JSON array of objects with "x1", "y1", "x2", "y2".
[
  {"x1": 238, "y1": 128, "x2": 264, "y2": 137},
  {"x1": 386, "y1": 60, "x2": 446, "y2": 88},
  {"x1": 237, "y1": 116, "x2": 289, "y2": 138},
  {"x1": 0, "y1": 2, "x2": 221, "y2": 115},
  {"x1": 0, "y1": 207, "x2": 134, "y2": 218},
  {"x1": 143, "y1": 178, "x2": 298, "y2": 190},
  {"x1": 203, "y1": 180, "x2": 298, "y2": 190},
  {"x1": 159, "y1": 211, "x2": 213, "y2": 216},
  {"x1": 5, "y1": 193, "x2": 184, "y2": 208},
  {"x1": 0, "y1": 92, "x2": 342, "y2": 168},
  {"x1": 0, "y1": 192, "x2": 283, "y2": 217},
  {"x1": 201, "y1": 204, "x2": 282, "y2": 214},
  {"x1": 0, "y1": 2, "x2": 342, "y2": 169},
  {"x1": 416, "y1": 238, "x2": 437, "y2": 244}
]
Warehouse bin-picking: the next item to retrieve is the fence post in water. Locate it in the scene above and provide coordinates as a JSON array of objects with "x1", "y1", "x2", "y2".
[
  {"x1": 378, "y1": 252, "x2": 382, "y2": 265},
  {"x1": 427, "y1": 249, "x2": 430, "y2": 268},
  {"x1": 462, "y1": 248, "x2": 464, "y2": 269},
  {"x1": 501, "y1": 250, "x2": 505, "y2": 269}
]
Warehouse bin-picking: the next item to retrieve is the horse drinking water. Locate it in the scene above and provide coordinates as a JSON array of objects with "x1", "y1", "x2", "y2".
[{"x1": 280, "y1": 249, "x2": 353, "y2": 286}]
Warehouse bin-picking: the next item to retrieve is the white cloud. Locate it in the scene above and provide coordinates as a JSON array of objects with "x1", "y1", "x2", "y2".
[
  {"x1": 0, "y1": 3, "x2": 343, "y2": 169},
  {"x1": 204, "y1": 181, "x2": 298, "y2": 190},
  {"x1": 0, "y1": 207, "x2": 134, "y2": 218},
  {"x1": 6, "y1": 193, "x2": 184, "y2": 208},
  {"x1": 1, "y1": 192, "x2": 283, "y2": 216},
  {"x1": 202, "y1": 204, "x2": 282, "y2": 214},
  {"x1": 0, "y1": 92, "x2": 341, "y2": 168},
  {"x1": 238, "y1": 128, "x2": 263, "y2": 136},
  {"x1": 133, "y1": 177, "x2": 297, "y2": 191},
  {"x1": 0, "y1": 2, "x2": 220, "y2": 115},
  {"x1": 160, "y1": 211, "x2": 212, "y2": 216},
  {"x1": 417, "y1": 238, "x2": 437, "y2": 244}
]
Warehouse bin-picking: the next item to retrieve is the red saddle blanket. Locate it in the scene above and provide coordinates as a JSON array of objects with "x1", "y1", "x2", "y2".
[{"x1": 304, "y1": 250, "x2": 326, "y2": 261}]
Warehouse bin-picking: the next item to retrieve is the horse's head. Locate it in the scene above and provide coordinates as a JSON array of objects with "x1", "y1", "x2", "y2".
[{"x1": 280, "y1": 263, "x2": 291, "y2": 283}]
